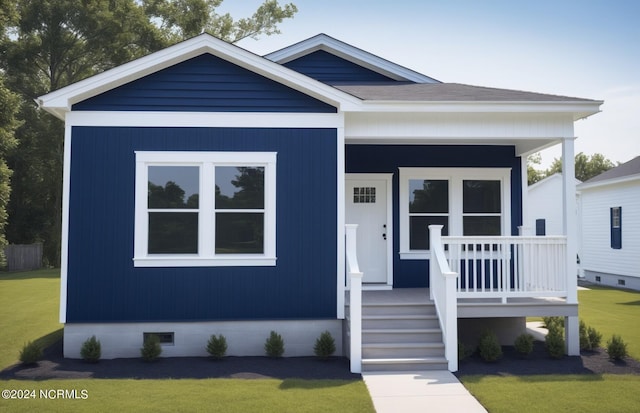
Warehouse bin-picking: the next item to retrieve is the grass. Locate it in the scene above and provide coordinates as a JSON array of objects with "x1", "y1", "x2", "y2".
[
  {"x1": 0, "y1": 269, "x2": 375, "y2": 412},
  {"x1": 460, "y1": 284, "x2": 640, "y2": 413}
]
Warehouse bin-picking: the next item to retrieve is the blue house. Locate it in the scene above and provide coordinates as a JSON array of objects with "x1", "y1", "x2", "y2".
[{"x1": 38, "y1": 34, "x2": 602, "y2": 371}]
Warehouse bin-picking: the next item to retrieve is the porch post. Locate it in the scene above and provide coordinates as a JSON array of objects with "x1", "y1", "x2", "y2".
[{"x1": 562, "y1": 137, "x2": 579, "y2": 355}]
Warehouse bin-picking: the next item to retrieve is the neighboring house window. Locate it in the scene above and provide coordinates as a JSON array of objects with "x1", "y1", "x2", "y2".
[
  {"x1": 399, "y1": 168, "x2": 511, "y2": 259},
  {"x1": 611, "y1": 207, "x2": 622, "y2": 249},
  {"x1": 134, "y1": 151, "x2": 277, "y2": 267}
]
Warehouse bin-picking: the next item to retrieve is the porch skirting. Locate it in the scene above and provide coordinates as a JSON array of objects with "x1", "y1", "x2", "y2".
[{"x1": 63, "y1": 320, "x2": 343, "y2": 359}]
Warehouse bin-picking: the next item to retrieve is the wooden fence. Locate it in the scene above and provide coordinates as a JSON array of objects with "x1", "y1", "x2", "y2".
[{"x1": 4, "y1": 243, "x2": 43, "y2": 271}]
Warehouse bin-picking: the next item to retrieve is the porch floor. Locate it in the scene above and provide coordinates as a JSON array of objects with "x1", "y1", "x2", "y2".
[{"x1": 347, "y1": 288, "x2": 577, "y2": 318}]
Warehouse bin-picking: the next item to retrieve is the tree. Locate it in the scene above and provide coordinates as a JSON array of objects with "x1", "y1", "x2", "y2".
[
  {"x1": 527, "y1": 152, "x2": 545, "y2": 185},
  {"x1": 546, "y1": 152, "x2": 618, "y2": 182},
  {"x1": 1, "y1": 0, "x2": 297, "y2": 266}
]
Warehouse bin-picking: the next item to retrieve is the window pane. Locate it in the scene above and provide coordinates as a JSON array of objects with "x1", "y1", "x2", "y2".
[
  {"x1": 463, "y1": 216, "x2": 501, "y2": 236},
  {"x1": 410, "y1": 216, "x2": 448, "y2": 250},
  {"x1": 148, "y1": 212, "x2": 198, "y2": 254},
  {"x1": 216, "y1": 167, "x2": 264, "y2": 209},
  {"x1": 409, "y1": 180, "x2": 448, "y2": 213},
  {"x1": 216, "y1": 213, "x2": 264, "y2": 254},
  {"x1": 463, "y1": 180, "x2": 501, "y2": 213},
  {"x1": 148, "y1": 166, "x2": 199, "y2": 209}
]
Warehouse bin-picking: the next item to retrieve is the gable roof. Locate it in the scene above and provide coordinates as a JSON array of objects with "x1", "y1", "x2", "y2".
[
  {"x1": 528, "y1": 173, "x2": 581, "y2": 191},
  {"x1": 264, "y1": 33, "x2": 439, "y2": 83},
  {"x1": 37, "y1": 33, "x2": 362, "y2": 119},
  {"x1": 578, "y1": 156, "x2": 640, "y2": 190}
]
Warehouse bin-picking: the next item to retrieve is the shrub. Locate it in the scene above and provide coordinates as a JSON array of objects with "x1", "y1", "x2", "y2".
[
  {"x1": 19, "y1": 341, "x2": 42, "y2": 365},
  {"x1": 264, "y1": 331, "x2": 285, "y2": 358},
  {"x1": 588, "y1": 326, "x2": 603, "y2": 349},
  {"x1": 545, "y1": 328, "x2": 565, "y2": 359},
  {"x1": 458, "y1": 341, "x2": 469, "y2": 361},
  {"x1": 206, "y1": 334, "x2": 228, "y2": 359},
  {"x1": 514, "y1": 333, "x2": 534, "y2": 357},
  {"x1": 579, "y1": 320, "x2": 591, "y2": 351},
  {"x1": 606, "y1": 334, "x2": 628, "y2": 361},
  {"x1": 140, "y1": 334, "x2": 162, "y2": 361},
  {"x1": 313, "y1": 331, "x2": 336, "y2": 359},
  {"x1": 543, "y1": 316, "x2": 564, "y2": 334},
  {"x1": 80, "y1": 335, "x2": 101, "y2": 363},
  {"x1": 478, "y1": 330, "x2": 502, "y2": 362}
]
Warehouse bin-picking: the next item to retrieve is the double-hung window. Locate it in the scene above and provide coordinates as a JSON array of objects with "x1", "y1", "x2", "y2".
[
  {"x1": 400, "y1": 168, "x2": 511, "y2": 259},
  {"x1": 134, "y1": 151, "x2": 277, "y2": 267}
]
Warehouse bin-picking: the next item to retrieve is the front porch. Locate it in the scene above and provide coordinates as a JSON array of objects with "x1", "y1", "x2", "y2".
[{"x1": 344, "y1": 225, "x2": 579, "y2": 373}]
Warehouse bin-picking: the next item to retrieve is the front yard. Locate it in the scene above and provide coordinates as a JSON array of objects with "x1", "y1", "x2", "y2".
[{"x1": 0, "y1": 269, "x2": 374, "y2": 413}]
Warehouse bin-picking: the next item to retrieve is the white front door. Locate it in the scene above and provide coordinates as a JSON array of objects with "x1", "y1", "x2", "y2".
[{"x1": 346, "y1": 174, "x2": 392, "y2": 285}]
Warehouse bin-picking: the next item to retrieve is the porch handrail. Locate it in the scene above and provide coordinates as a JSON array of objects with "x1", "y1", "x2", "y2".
[
  {"x1": 345, "y1": 224, "x2": 362, "y2": 374},
  {"x1": 429, "y1": 225, "x2": 459, "y2": 372},
  {"x1": 444, "y1": 235, "x2": 568, "y2": 303}
]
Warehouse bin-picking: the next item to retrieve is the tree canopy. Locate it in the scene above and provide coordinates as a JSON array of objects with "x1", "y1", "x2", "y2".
[
  {"x1": 527, "y1": 152, "x2": 618, "y2": 185},
  {"x1": 0, "y1": 0, "x2": 297, "y2": 266}
]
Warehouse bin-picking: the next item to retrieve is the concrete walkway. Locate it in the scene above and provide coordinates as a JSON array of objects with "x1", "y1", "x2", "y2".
[{"x1": 362, "y1": 370, "x2": 487, "y2": 413}]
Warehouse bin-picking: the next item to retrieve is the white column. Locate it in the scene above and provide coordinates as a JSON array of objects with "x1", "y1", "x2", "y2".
[
  {"x1": 562, "y1": 138, "x2": 579, "y2": 356},
  {"x1": 520, "y1": 155, "x2": 529, "y2": 235}
]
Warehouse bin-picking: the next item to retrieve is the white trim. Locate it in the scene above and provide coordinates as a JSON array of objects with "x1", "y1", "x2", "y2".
[
  {"x1": 399, "y1": 167, "x2": 512, "y2": 260},
  {"x1": 264, "y1": 33, "x2": 439, "y2": 83},
  {"x1": 65, "y1": 111, "x2": 344, "y2": 128},
  {"x1": 577, "y1": 174, "x2": 640, "y2": 191},
  {"x1": 336, "y1": 114, "x2": 346, "y2": 319},
  {"x1": 59, "y1": 124, "x2": 72, "y2": 323},
  {"x1": 345, "y1": 173, "x2": 394, "y2": 287},
  {"x1": 37, "y1": 34, "x2": 361, "y2": 119},
  {"x1": 134, "y1": 151, "x2": 277, "y2": 267}
]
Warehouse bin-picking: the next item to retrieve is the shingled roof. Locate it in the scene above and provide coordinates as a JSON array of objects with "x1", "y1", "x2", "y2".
[
  {"x1": 581, "y1": 156, "x2": 640, "y2": 185},
  {"x1": 332, "y1": 82, "x2": 598, "y2": 102}
]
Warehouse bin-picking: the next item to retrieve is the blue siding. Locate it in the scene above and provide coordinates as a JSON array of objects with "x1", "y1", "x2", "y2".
[
  {"x1": 284, "y1": 50, "x2": 399, "y2": 83},
  {"x1": 67, "y1": 127, "x2": 337, "y2": 322},
  {"x1": 346, "y1": 145, "x2": 523, "y2": 288},
  {"x1": 72, "y1": 54, "x2": 336, "y2": 113}
]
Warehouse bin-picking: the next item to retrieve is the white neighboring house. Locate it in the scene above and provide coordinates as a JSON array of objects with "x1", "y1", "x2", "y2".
[
  {"x1": 577, "y1": 156, "x2": 640, "y2": 290},
  {"x1": 528, "y1": 173, "x2": 581, "y2": 235}
]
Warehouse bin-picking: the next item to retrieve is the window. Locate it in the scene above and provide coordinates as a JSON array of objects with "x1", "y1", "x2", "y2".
[
  {"x1": 400, "y1": 168, "x2": 511, "y2": 259},
  {"x1": 134, "y1": 151, "x2": 277, "y2": 267},
  {"x1": 611, "y1": 207, "x2": 622, "y2": 249}
]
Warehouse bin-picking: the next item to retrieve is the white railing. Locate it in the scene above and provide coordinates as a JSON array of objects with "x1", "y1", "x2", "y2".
[
  {"x1": 443, "y1": 235, "x2": 568, "y2": 303},
  {"x1": 428, "y1": 225, "x2": 459, "y2": 372},
  {"x1": 345, "y1": 224, "x2": 362, "y2": 374}
]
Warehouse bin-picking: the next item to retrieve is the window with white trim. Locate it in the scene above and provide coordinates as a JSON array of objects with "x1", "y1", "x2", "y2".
[
  {"x1": 134, "y1": 151, "x2": 277, "y2": 267},
  {"x1": 400, "y1": 168, "x2": 511, "y2": 259}
]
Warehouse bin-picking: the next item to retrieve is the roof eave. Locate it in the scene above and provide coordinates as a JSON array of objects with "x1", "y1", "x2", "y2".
[
  {"x1": 577, "y1": 174, "x2": 640, "y2": 191},
  {"x1": 38, "y1": 34, "x2": 361, "y2": 120}
]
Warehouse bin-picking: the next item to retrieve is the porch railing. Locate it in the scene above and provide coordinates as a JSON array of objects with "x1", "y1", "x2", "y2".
[
  {"x1": 428, "y1": 225, "x2": 459, "y2": 372},
  {"x1": 443, "y1": 235, "x2": 568, "y2": 303},
  {"x1": 345, "y1": 224, "x2": 362, "y2": 374}
]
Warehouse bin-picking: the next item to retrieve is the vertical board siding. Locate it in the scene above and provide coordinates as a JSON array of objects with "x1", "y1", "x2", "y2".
[
  {"x1": 580, "y1": 182, "x2": 640, "y2": 278},
  {"x1": 67, "y1": 127, "x2": 337, "y2": 322},
  {"x1": 345, "y1": 144, "x2": 523, "y2": 288},
  {"x1": 73, "y1": 54, "x2": 336, "y2": 113},
  {"x1": 283, "y1": 50, "x2": 399, "y2": 83}
]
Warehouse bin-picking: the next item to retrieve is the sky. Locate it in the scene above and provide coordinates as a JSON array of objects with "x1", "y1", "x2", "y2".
[{"x1": 220, "y1": 0, "x2": 639, "y2": 168}]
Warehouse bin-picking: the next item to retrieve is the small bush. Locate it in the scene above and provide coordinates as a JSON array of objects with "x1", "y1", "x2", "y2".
[
  {"x1": 206, "y1": 334, "x2": 228, "y2": 359},
  {"x1": 313, "y1": 331, "x2": 336, "y2": 359},
  {"x1": 545, "y1": 328, "x2": 565, "y2": 359},
  {"x1": 458, "y1": 341, "x2": 469, "y2": 361},
  {"x1": 478, "y1": 330, "x2": 502, "y2": 362},
  {"x1": 140, "y1": 334, "x2": 162, "y2": 361},
  {"x1": 264, "y1": 331, "x2": 284, "y2": 358},
  {"x1": 19, "y1": 341, "x2": 42, "y2": 365},
  {"x1": 606, "y1": 334, "x2": 628, "y2": 361},
  {"x1": 579, "y1": 320, "x2": 591, "y2": 351},
  {"x1": 543, "y1": 316, "x2": 564, "y2": 334},
  {"x1": 514, "y1": 333, "x2": 534, "y2": 357},
  {"x1": 588, "y1": 326, "x2": 603, "y2": 349},
  {"x1": 80, "y1": 335, "x2": 101, "y2": 363}
]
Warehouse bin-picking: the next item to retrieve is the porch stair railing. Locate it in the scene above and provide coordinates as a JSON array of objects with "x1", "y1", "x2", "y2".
[
  {"x1": 428, "y1": 225, "x2": 459, "y2": 372},
  {"x1": 345, "y1": 224, "x2": 362, "y2": 374}
]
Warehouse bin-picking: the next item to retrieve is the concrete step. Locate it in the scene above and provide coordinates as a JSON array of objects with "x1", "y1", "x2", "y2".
[
  {"x1": 361, "y1": 357, "x2": 449, "y2": 372},
  {"x1": 362, "y1": 328, "x2": 443, "y2": 344},
  {"x1": 362, "y1": 342, "x2": 445, "y2": 358},
  {"x1": 362, "y1": 314, "x2": 440, "y2": 329}
]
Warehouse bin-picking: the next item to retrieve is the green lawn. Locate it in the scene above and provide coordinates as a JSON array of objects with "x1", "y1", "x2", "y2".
[
  {"x1": 0, "y1": 269, "x2": 375, "y2": 413},
  {"x1": 460, "y1": 285, "x2": 640, "y2": 412}
]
